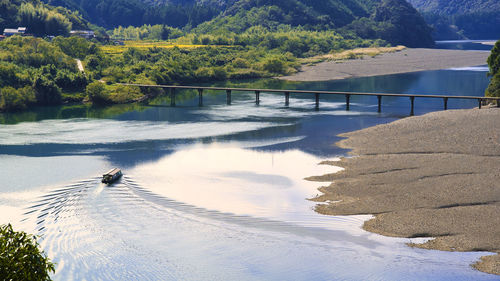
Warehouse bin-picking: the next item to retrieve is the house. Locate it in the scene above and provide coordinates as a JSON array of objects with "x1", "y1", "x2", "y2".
[
  {"x1": 0, "y1": 35, "x2": 5, "y2": 41},
  {"x1": 3, "y1": 27, "x2": 27, "y2": 36},
  {"x1": 70, "y1": 30, "x2": 95, "y2": 39}
]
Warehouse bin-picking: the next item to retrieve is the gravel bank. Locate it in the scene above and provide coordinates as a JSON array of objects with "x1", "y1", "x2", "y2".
[
  {"x1": 281, "y1": 48, "x2": 490, "y2": 81},
  {"x1": 309, "y1": 108, "x2": 500, "y2": 275}
]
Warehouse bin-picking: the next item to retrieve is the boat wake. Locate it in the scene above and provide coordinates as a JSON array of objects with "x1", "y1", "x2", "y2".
[{"x1": 20, "y1": 176, "x2": 497, "y2": 281}]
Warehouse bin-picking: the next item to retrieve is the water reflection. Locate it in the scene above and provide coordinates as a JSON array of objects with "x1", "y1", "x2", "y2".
[
  {"x1": 0, "y1": 68, "x2": 495, "y2": 280},
  {"x1": 130, "y1": 145, "x2": 342, "y2": 226}
]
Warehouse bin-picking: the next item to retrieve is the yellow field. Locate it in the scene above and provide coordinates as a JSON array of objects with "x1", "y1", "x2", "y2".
[{"x1": 100, "y1": 41, "x2": 207, "y2": 55}]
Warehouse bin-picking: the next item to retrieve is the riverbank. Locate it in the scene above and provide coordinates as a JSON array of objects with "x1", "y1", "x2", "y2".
[
  {"x1": 308, "y1": 107, "x2": 500, "y2": 275},
  {"x1": 281, "y1": 48, "x2": 490, "y2": 81}
]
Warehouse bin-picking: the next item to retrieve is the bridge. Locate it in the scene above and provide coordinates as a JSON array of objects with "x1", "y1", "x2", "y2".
[{"x1": 120, "y1": 83, "x2": 500, "y2": 116}]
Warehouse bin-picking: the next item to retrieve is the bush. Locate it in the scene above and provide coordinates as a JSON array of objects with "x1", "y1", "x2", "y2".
[
  {"x1": 108, "y1": 85, "x2": 143, "y2": 103},
  {"x1": 262, "y1": 57, "x2": 286, "y2": 74},
  {"x1": 33, "y1": 76, "x2": 62, "y2": 105},
  {"x1": 232, "y1": 57, "x2": 250, "y2": 68},
  {"x1": 0, "y1": 224, "x2": 55, "y2": 281},
  {"x1": 86, "y1": 81, "x2": 109, "y2": 104},
  {"x1": 485, "y1": 73, "x2": 500, "y2": 98},
  {"x1": 0, "y1": 86, "x2": 36, "y2": 111}
]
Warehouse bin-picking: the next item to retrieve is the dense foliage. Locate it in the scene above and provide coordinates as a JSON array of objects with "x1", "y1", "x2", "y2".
[
  {"x1": 38, "y1": 0, "x2": 434, "y2": 47},
  {"x1": 0, "y1": 224, "x2": 55, "y2": 281},
  {"x1": 0, "y1": 0, "x2": 89, "y2": 36},
  {"x1": 43, "y1": 0, "x2": 221, "y2": 28},
  {"x1": 110, "y1": 25, "x2": 184, "y2": 40},
  {"x1": 407, "y1": 0, "x2": 500, "y2": 39},
  {"x1": 485, "y1": 40, "x2": 500, "y2": 99},
  {"x1": 0, "y1": 36, "x2": 92, "y2": 111},
  {"x1": 193, "y1": 0, "x2": 433, "y2": 47}
]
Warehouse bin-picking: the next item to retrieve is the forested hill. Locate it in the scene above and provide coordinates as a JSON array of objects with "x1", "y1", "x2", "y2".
[
  {"x1": 195, "y1": 0, "x2": 434, "y2": 47},
  {"x1": 41, "y1": 0, "x2": 224, "y2": 28},
  {"x1": 407, "y1": 0, "x2": 500, "y2": 39},
  {"x1": 37, "y1": 0, "x2": 434, "y2": 47},
  {"x1": 0, "y1": 0, "x2": 90, "y2": 36}
]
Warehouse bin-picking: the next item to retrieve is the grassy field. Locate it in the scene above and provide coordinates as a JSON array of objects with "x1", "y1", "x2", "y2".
[{"x1": 100, "y1": 41, "x2": 208, "y2": 55}]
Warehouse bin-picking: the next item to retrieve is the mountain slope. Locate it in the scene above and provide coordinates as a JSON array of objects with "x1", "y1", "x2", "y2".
[
  {"x1": 196, "y1": 0, "x2": 433, "y2": 47},
  {"x1": 35, "y1": 0, "x2": 433, "y2": 47},
  {"x1": 407, "y1": 0, "x2": 500, "y2": 39}
]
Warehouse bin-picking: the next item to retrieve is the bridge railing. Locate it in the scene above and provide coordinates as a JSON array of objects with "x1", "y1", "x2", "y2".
[{"x1": 119, "y1": 83, "x2": 500, "y2": 115}]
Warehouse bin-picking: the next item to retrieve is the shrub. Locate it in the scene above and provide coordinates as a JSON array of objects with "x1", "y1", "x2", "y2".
[
  {"x1": 262, "y1": 57, "x2": 286, "y2": 74},
  {"x1": 0, "y1": 224, "x2": 55, "y2": 281},
  {"x1": 0, "y1": 86, "x2": 36, "y2": 111},
  {"x1": 485, "y1": 73, "x2": 500, "y2": 98},
  {"x1": 86, "y1": 81, "x2": 109, "y2": 104},
  {"x1": 33, "y1": 76, "x2": 62, "y2": 105}
]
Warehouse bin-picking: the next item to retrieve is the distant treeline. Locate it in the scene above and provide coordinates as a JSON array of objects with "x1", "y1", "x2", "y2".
[
  {"x1": 40, "y1": 0, "x2": 435, "y2": 48},
  {"x1": 407, "y1": 0, "x2": 500, "y2": 39},
  {"x1": 0, "y1": 0, "x2": 90, "y2": 36}
]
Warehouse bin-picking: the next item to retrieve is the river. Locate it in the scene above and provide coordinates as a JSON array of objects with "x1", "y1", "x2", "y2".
[{"x1": 0, "y1": 45, "x2": 497, "y2": 280}]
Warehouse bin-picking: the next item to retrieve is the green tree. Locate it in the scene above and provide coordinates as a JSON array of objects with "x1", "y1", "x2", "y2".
[
  {"x1": 17, "y1": 2, "x2": 71, "y2": 36},
  {"x1": 0, "y1": 86, "x2": 36, "y2": 111},
  {"x1": 487, "y1": 40, "x2": 500, "y2": 78},
  {"x1": 0, "y1": 224, "x2": 55, "y2": 281},
  {"x1": 33, "y1": 75, "x2": 62, "y2": 105},
  {"x1": 262, "y1": 56, "x2": 286, "y2": 74},
  {"x1": 86, "y1": 81, "x2": 109, "y2": 104},
  {"x1": 485, "y1": 40, "x2": 500, "y2": 98},
  {"x1": 53, "y1": 36, "x2": 98, "y2": 59}
]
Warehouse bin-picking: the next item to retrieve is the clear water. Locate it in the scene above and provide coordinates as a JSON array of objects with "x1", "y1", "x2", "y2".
[
  {"x1": 435, "y1": 40, "x2": 495, "y2": 51},
  {"x1": 0, "y1": 67, "x2": 496, "y2": 280}
]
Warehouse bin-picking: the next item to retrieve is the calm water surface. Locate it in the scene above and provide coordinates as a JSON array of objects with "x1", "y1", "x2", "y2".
[{"x1": 0, "y1": 66, "x2": 496, "y2": 280}]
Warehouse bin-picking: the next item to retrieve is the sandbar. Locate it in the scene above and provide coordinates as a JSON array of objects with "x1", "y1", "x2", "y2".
[
  {"x1": 281, "y1": 48, "x2": 490, "y2": 81},
  {"x1": 308, "y1": 108, "x2": 500, "y2": 275}
]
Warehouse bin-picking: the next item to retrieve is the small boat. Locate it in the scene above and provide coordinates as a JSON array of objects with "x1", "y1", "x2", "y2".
[{"x1": 102, "y1": 168, "x2": 122, "y2": 184}]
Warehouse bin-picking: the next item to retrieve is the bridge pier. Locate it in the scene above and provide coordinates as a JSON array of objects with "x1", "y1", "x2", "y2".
[
  {"x1": 120, "y1": 83, "x2": 500, "y2": 114},
  {"x1": 198, "y1": 89, "x2": 203, "y2": 106},
  {"x1": 410, "y1": 96, "x2": 415, "y2": 116},
  {"x1": 170, "y1": 88, "x2": 176, "y2": 106},
  {"x1": 226, "y1": 90, "x2": 231, "y2": 105}
]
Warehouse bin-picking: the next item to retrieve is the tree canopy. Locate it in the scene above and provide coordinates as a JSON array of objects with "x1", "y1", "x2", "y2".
[
  {"x1": 485, "y1": 40, "x2": 500, "y2": 99},
  {"x1": 407, "y1": 0, "x2": 500, "y2": 39},
  {"x1": 0, "y1": 224, "x2": 55, "y2": 281}
]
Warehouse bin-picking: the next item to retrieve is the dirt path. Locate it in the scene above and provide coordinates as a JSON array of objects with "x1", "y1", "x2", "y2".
[{"x1": 76, "y1": 59, "x2": 84, "y2": 73}]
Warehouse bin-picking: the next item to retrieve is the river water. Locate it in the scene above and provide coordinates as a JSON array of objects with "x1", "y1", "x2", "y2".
[{"x1": 0, "y1": 49, "x2": 497, "y2": 280}]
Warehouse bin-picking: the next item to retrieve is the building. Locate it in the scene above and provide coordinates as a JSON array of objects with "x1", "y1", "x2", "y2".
[
  {"x1": 3, "y1": 27, "x2": 27, "y2": 36},
  {"x1": 70, "y1": 30, "x2": 95, "y2": 39}
]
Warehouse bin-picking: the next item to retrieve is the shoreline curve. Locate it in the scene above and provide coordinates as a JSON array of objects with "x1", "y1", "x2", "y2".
[
  {"x1": 309, "y1": 108, "x2": 500, "y2": 275},
  {"x1": 281, "y1": 48, "x2": 490, "y2": 82}
]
